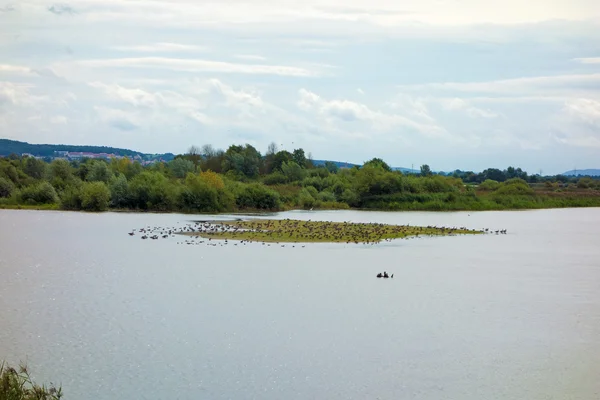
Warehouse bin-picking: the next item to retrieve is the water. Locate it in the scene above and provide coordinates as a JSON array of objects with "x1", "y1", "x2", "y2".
[{"x1": 1, "y1": 208, "x2": 599, "y2": 400}]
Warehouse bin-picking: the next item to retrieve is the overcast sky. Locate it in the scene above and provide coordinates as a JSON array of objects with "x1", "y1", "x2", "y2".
[{"x1": 1, "y1": 0, "x2": 599, "y2": 173}]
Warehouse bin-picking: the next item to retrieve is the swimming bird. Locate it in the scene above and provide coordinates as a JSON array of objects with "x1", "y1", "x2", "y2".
[{"x1": 377, "y1": 273, "x2": 383, "y2": 278}]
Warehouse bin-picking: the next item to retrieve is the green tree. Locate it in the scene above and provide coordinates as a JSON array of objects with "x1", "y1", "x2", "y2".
[
  {"x1": 23, "y1": 157, "x2": 47, "y2": 179},
  {"x1": 87, "y1": 161, "x2": 112, "y2": 183},
  {"x1": 420, "y1": 164, "x2": 432, "y2": 177},
  {"x1": 281, "y1": 161, "x2": 307, "y2": 182},
  {"x1": 20, "y1": 182, "x2": 59, "y2": 204},
  {"x1": 81, "y1": 181, "x2": 111, "y2": 211},
  {"x1": 364, "y1": 158, "x2": 392, "y2": 172},
  {"x1": 169, "y1": 158, "x2": 195, "y2": 178},
  {"x1": 292, "y1": 148, "x2": 307, "y2": 168},
  {"x1": 0, "y1": 177, "x2": 15, "y2": 198},
  {"x1": 109, "y1": 173, "x2": 130, "y2": 208},
  {"x1": 324, "y1": 161, "x2": 339, "y2": 174},
  {"x1": 49, "y1": 159, "x2": 73, "y2": 181}
]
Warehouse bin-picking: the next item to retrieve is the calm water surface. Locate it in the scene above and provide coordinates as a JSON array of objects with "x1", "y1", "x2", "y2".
[{"x1": 1, "y1": 208, "x2": 599, "y2": 399}]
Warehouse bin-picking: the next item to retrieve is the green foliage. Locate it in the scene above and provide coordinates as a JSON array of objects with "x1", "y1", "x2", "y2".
[
  {"x1": 324, "y1": 161, "x2": 339, "y2": 174},
  {"x1": 479, "y1": 179, "x2": 501, "y2": 191},
  {"x1": 80, "y1": 181, "x2": 111, "y2": 211},
  {"x1": 0, "y1": 361, "x2": 62, "y2": 400},
  {"x1": 0, "y1": 177, "x2": 15, "y2": 198},
  {"x1": 1, "y1": 150, "x2": 600, "y2": 213},
  {"x1": 364, "y1": 158, "x2": 392, "y2": 172},
  {"x1": 23, "y1": 157, "x2": 47, "y2": 179},
  {"x1": 20, "y1": 182, "x2": 59, "y2": 204},
  {"x1": 108, "y1": 173, "x2": 130, "y2": 208},
  {"x1": 235, "y1": 183, "x2": 281, "y2": 210},
  {"x1": 420, "y1": 164, "x2": 432, "y2": 176},
  {"x1": 281, "y1": 161, "x2": 307, "y2": 182},
  {"x1": 86, "y1": 161, "x2": 112, "y2": 183},
  {"x1": 169, "y1": 158, "x2": 195, "y2": 178}
]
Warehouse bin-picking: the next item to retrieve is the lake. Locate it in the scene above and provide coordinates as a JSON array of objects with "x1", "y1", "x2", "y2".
[{"x1": 1, "y1": 208, "x2": 599, "y2": 400}]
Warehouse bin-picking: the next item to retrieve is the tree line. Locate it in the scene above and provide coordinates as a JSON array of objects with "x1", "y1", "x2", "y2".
[{"x1": 1, "y1": 142, "x2": 599, "y2": 212}]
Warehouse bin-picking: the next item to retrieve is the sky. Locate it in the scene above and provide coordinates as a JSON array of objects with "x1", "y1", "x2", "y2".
[{"x1": 1, "y1": 0, "x2": 599, "y2": 174}]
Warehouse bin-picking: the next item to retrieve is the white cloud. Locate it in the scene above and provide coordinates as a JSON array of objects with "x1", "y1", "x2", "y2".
[
  {"x1": 564, "y1": 98, "x2": 600, "y2": 127},
  {"x1": 50, "y1": 115, "x2": 67, "y2": 124},
  {"x1": 298, "y1": 88, "x2": 447, "y2": 138},
  {"x1": 111, "y1": 42, "x2": 208, "y2": 52},
  {"x1": 441, "y1": 98, "x2": 499, "y2": 118},
  {"x1": 574, "y1": 57, "x2": 600, "y2": 64},
  {"x1": 75, "y1": 57, "x2": 318, "y2": 77},
  {"x1": 235, "y1": 55, "x2": 267, "y2": 61}
]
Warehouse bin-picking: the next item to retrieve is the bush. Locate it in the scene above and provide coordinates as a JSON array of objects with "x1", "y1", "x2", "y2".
[
  {"x1": 60, "y1": 186, "x2": 82, "y2": 210},
  {"x1": 0, "y1": 177, "x2": 15, "y2": 198},
  {"x1": 494, "y1": 179, "x2": 534, "y2": 195},
  {"x1": 235, "y1": 183, "x2": 281, "y2": 210},
  {"x1": 479, "y1": 179, "x2": 501, "y2": 191},
  {"x1": 263, "y1": 172, "x2": 288, "y2": 185},
  {"x1": 20, "y1": 182, "x2": 59, "y2": 204},
  {"x1": 0, "y1": 361, "x2": 62, "y2": 400},
  {"x1": 81, "y1": 181, "x2": 111, "y2": 211}
]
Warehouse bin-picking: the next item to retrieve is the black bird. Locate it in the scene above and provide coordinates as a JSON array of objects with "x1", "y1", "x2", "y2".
[
  {"x1": 376, "y1": 273, "x2": 383, "y2": 278},
  {"x1": 383, "y1": 271, "x2": 389, "y2": 278}
]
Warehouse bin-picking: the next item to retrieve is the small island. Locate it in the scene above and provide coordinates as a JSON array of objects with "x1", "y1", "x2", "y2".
[{"x1": 178, "y1": 219, "x2": 484, "y2": 243}]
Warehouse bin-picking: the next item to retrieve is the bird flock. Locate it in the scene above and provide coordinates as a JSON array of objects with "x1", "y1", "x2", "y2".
[{"x1": 127, "y1": 218, "x2": 507, "y2": 247}]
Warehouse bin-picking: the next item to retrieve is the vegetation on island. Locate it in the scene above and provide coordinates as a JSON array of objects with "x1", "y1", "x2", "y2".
[
  {"x1": 1, "y1": 142, "x2": 600, "y2": 213},
  {"x1": 178, "y1": 219, "x2": 482, "y2": 243},
  {"x1": 0, "y1": 361, "x2": 62, "y2": 400}
]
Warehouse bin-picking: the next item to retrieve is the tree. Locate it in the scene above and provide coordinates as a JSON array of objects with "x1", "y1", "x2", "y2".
[
  {"x1": 87, "y1": 161, "x2": 112, "y2": 183},
  {"x1": 109, "y1": 173, "x2": 130, "y2": 208},
  {"x1": 169, "y1": 158, "x2": 195, "y2": 178},
  {"x1": 185, "y1": 145, "x2": 202, "y2": 167},
  {"x1": 281, "y1": 161, "x2": 307, "y2": 182},
  {"x1": 222, "y1": 144, "x2": 261, "y2": 178},
  {"x1": 81, "y1": 181, "x2": 111, "y2": 211},
  {"x1": 324, "y1": 161, "x2": 339, "y2": 174},
  {"x1": 364, "y1": 158, "x2": 392, "y2": 172},
  {"x1": 0, "y1": 177, "x2": 15, "y2": 198},
  {"x1": 20, "y1": 182, "x2": 59, "y2": 204},
  {"x1": 266, "y1": 142, "x2": 278, "y2": 156},
  {"x1": 49, "y1": 159, "x2": 73, "y2": 181},
  {"x1": 23, "y1": 157, "x2": 47, "y2": 179},
  {"x1": 292, "y1": 148, "x2": 307, "y2": 168},
  {"x1": 420, "y1": 164, "x2": 432, "y2": 177}
]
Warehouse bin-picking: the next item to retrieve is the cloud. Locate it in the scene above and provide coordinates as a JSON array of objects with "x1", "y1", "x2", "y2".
[
  {"x1": 564, "y1": 98, "x2": 600, "y2": 127},
  {"x1": 94, "y1": 106, "x2": 139, "y2": 131},
  {"x1": 441, "y1": 98, "x2": 499, "y2": 118},
  {"x1": 88, "y1": 82, "x2": 158, "y2": 107},
  {"x1": 48, "y1": 4, "x2": 76, "y2": 15},
  {"x1": 573, "y1": 57, "x2": 600, "y2": 64},
  {"x1": 298, "y1": 88, "x2": 446, "y2": 138},
  {"x1": 0, "y1": 5, "x2": 15, "y2": 12},
  {"x1": 0, "y1": 65, "x2": 35, "y2": 76},
  {"x1": 397, "y1": 73, "x2": 600, "y2": 99},
  {"x1": 111, "y1": 43, "x2": 207, "y2": 53},
  {"x1": 75, "y1": 57, "x2": 318, "y2": 77},
  {"x1": 50, "y1": 115, "x2": 67, "y2": 124},
  {"x1": 235, "y1": 55, "x2": 267, "y2": 61}
]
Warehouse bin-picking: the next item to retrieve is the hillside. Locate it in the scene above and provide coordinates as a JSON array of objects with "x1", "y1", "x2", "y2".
[
  {"x1": 562, "y1": 169, "x2": 600, "y2": 177},
  {"x1": 0, "y1": 139, "x2": 174, "y2": 160}
]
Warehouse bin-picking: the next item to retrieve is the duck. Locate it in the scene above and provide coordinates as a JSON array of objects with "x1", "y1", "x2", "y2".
[
  {"x1": 376, "y1": 273, "x2": 383, "y2": 278},
  {"x1": 383, "y1": 271, "x2": 389, "y2": 278}
]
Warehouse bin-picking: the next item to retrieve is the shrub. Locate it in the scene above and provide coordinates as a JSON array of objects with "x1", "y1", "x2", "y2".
[
  {"x1": 20, "y1": 182, "x2": 59, "y2": 204},
  {"x1": 0, "y1": 361, "x2": 62, "y2": 400},
  {"x1": 235, "y1": 183, "x2": 281, "y2": 210},
  {"x1": 0, "y1": 177, "x2": 15, "y2": 198},
  {"x1": 262, "y1": 172, "x2": 288, "y2": 185},
  {"x1": 80, "y1": 181, "x2": 111, "y2": 211},
  {"x1": 479, "y1": 179, "x2": 501, "y2": 191}
]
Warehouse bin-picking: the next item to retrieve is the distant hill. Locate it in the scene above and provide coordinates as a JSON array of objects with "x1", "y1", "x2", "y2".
[
  {"x1": 562, "y1": 169, "x2": 600, "y2": 177},
  {"x1": 312, "y1": 159, "x2": 418, "y2": 173},
  {"x1": 0, "y1": 139, "x2": 175, "y2": 161}
]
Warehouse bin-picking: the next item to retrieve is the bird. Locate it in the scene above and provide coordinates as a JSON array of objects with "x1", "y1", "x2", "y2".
[{"x1": 377, "y1": 273, "x2": 383, "y2": 278}]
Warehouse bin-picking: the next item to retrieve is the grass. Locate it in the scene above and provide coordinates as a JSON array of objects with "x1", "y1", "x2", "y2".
[
  {"x1": 0, "y1": 361, "x2": 62, "y2": 400},
  {"x1": 0, "y1": 203, "x2": 60, "y2": 210},
  {"x1": 182, "y1": 218, "x2": 482, "y2": 243}
]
